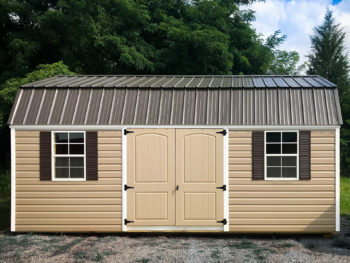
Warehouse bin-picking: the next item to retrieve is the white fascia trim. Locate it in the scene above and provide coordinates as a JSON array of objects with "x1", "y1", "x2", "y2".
[
  {"x1": 122, "y1": 128, "x2": 127, "y2": 232},
  {"x1": 126, "y1": 226, "x2": 224, "y2": 231},
  {"x1": 223, "y1": 128, "x2": 229, "y2": 232},
  {"x1": 335, "y1": 127, "x2": 340, "y2": 232},
  {"x1": 10, "y1": 125, "x2": 341, "y2": 131},
  {"x1": 10, "y1": 128, "x2": 16, "y2": 232}
]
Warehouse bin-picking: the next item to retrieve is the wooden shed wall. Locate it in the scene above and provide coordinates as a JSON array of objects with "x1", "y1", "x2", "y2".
[
  {"x1": 228, "y1": 130, "x2": 335, "y2": 233},
  {"x1": 15, "y1": 130, "x2": 122, "y2": 232}
]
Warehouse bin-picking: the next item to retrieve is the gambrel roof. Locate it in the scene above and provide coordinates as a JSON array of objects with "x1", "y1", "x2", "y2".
[{"x1": 9, "y1": 75, "x2": 343, "y2": 126}]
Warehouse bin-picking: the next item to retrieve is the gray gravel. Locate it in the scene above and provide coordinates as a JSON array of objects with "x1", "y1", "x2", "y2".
[{"x1": 0, "y1": 217, "x2": 349, "y2": 263}]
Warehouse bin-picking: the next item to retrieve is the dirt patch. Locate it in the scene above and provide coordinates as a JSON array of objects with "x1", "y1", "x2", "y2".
[{"x1": 1, "y1": 217, "x2": 350, "y2": 263}]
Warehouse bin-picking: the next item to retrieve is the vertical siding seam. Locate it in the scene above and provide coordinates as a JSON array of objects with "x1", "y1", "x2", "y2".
[
  {"x1": 9, "y1": 89, "x2": 23, "y2": 124},
  {"x1": 288, "y1": 89, "x2": 292, "y2": 125},
  {"x1": 185, "y1": 77, "x2": 195, "y2": 88},
  {"x1": 133, "y1": 89, "x2": 140, "y2": 125},
  {"x1": 96, "y1": 89, "x2": 105, "y2": 125},
  {"x1": 206, "y1": 89, "x2": 210, "y2": 125},
  {"x1": 23, "y1": 89, "x2": 35, "y2": 125},
  {"x1": 194, "y1": 89, "x2": 199, "y2": 124},
  {"x1": 312, "y1": 89, "x2": 318, "y2": 125},
  {"x1": 47, "y1": 89, "x2": 58, "y2": 125},
  {"x1": 108, "y1": 89, "x2": 117, "y2": 125},
  {"x1": 84, "y1": 89, "x2": 93, "y2": 125},
  {"x1": 300, "y1": 89, "x2": 305, "y2": 125},
  {"x1": 158, "y1": 89, "x2": 164, "y2": 124},
  {"x1": 59, "y1": 89, "x2": 70, "y2": 124},
  {"x1": 72, "y1": 89, "x2": 81, "y2": 125},
  {"x1": 242, "y1": 90, "x2": 245, "y2": 125},
  {"x1": 173, "y1": 77, "x2": 184, "y2": 88},
  {"x1": 208, "y1": 77, "x2": 214, "y2": 88},
  {"x1": 323, "y1": 89, "x2": 331, "y2": 125},
  {"x1": 169, "y1": 89, "x2": 175, "y2": 125},
  {"x1": 145, "y1": 90, "x2": 152, "y2": 125},
  {"x1": 35, "y1": 89, "x2": 46, "y2": 125},
  {"x1": 182, "y1": 90, "x2": 187, "y2": 125},
  {"x1": 121, "y1": 90, "x2": 130, "y2": 125},
  {"x1": 196, "y1": 77, "x2": 205, "y2": 88},
  {"x1": 276, "y1": 89, "x2": 279, "y2": 125}
]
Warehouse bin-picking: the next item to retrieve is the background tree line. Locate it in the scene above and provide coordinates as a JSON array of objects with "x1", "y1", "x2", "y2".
[{"x1": 0, "y1": 1, "x2": 349, "y2": 175}]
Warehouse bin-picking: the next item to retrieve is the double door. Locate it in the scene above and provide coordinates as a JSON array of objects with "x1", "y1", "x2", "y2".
[{"x1": 126, "y1": 129, "x2": 224, "y2": 226}]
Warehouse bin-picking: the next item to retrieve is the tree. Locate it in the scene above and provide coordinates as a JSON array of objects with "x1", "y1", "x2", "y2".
[
  {"x1": 0, "y1": 0, "x2": 273, "y2": 78},
  {"x1": 308, "y1": 10, "x2": 350, "y2": 176},
  {"x1": 269, "y1": 50, "x2": 306, "y2": 75},
  {"x1": 0, "y1": 61, "x2": 74, "y2": 169}
]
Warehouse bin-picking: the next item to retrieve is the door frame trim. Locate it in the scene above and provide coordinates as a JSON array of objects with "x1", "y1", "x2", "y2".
[
  {"x1": 122, "y1": 127, "x2": 229, "y2": 232},
  {"x1": 122, "y1": 128, "x2": 127, "y2": 232},
  {"x1": 127, "y1": 226, "x2": 224, "y2": 231}
]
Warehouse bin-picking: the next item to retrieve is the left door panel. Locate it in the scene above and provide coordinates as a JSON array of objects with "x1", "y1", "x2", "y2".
[{"x1": 126, "y1": 129, "x2": 176, "y2": 226}]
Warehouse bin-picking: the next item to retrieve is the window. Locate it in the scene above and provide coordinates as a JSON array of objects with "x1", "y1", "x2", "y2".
[
  {"x1": 265, "y1": 131, "x2": 298, "y2": 180},
  {"x1": 52, "y1": 132, "x2": 86, "y2": 181}
]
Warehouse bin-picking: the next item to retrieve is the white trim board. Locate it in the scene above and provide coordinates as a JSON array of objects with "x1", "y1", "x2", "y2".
[
  {"x1": 121, "y1": 129, "x2": 127, "y2": 232},
  {"x1": 10, "y1": 128, "x2": 16, "y2": 232},
  {"x1": 10, "y1": 125, "x2": 341, "y2": 131},
  {"x1": 223, "y1": 128, "x2": 229, "y2": 232},
  {"x1": 336, "y1": 127, "x2": 340, "y2": 232},
  {"x1": 126, "y1": 226, "x2": 224, "y2": 231}
]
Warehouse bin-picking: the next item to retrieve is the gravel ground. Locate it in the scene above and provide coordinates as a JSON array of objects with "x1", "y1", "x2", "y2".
[{"x1": 0, "y1": 217, "x2": 349, "y2": 263}]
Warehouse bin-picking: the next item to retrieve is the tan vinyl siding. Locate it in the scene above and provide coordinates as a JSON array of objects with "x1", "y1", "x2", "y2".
[
  {"x1": 15, "y1": 130, "x2": 122, "y2": 232},
  {"x1": 228, "y1": 130, "x2": 335, "y2": 233}
]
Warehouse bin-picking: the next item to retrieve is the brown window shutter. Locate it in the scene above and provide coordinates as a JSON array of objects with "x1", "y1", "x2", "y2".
[
  {"x1": 252, "y1": 131, "x2": 264, "y2": 180},
  {"x1": 299, "y1": 131, "x2": 311, "y2": 180},
  {"x1": 86, "y1": 132, "x2": 98, "y2": 180},
  {"x1": 40, "y1": 132, "x2": 52, "y2": 180}
]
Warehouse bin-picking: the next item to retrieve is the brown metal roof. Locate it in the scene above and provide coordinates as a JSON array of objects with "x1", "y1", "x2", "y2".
[
  {"x1": 8, "y1": 75, "x2": 342, "y2": 126},
  {"x1": 21, "y1": 75, "x2": 336, "y2": 89}
]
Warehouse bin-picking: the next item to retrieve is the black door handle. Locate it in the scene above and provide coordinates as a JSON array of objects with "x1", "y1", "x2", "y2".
[{"x1": 176, "y1": 185, "x2": 179, "y2": 191}]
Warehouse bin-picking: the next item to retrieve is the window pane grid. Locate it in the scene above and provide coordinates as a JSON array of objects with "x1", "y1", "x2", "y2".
[
  {"x1": 53, "y1": 132, "x2": 85, "y2": 180},
  {"x1": 265, "y1": 131, "x2": 298, "y2": 180}
]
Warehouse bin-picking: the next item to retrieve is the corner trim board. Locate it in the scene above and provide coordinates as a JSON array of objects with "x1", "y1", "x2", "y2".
[
  {"x1": 336, "y1": 127, "x2": 340, "y2": 232},
  {"x1": 11, "y1": 128, "x2": 16, "y2": 232}
]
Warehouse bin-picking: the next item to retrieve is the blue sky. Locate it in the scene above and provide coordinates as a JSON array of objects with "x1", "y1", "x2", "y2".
[{"x1": 248, "y1": 0, "x2": 350, "y2": 67}]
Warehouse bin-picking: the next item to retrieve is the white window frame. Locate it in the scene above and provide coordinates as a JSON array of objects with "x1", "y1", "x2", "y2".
[
  {"x1": 51, "y1": 131, "x2": 86, "y2": 181},
  {"x1": 264, "y1": 130, "x2": 299, "y2": 181}
]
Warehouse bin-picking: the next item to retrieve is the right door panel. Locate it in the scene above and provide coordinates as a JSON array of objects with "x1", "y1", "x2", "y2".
[{"x1": 175, "y1": 129, "x2": 224, "y2": 226}]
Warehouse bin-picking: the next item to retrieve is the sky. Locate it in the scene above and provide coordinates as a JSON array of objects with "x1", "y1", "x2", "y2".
[{"x1": 248, "y1": 0, "x2": 350, "y2": 66}]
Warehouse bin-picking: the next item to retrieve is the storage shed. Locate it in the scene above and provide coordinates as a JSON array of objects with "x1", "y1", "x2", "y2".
[{"x1": 8, "y1": 75, "x2": 342, "y2": 233}]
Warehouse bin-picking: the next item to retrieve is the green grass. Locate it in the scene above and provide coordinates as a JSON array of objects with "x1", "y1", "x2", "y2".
[{"x1": 341, "y1": 176, "x2": 350, "y2": 217}]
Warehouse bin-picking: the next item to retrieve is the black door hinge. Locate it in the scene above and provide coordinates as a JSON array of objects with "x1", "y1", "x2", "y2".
[
  {"x1": 124, "y1": 184, "x2": 134, "y2": 191},
  {"x1": 216, "y1": 130, "x2": 227, "y2": 136},
  {"x1": 124, "y1": 219, "x2": 134, "y2": 225},
  {"x1": 217, "y1": 219, "x2": 227, "y2": 225},
  {"x1": 216, "y1": 185, "x2": 226, "y2": 191},
  {"x1": 124, "y1": 129, "x2": 134, "y2": 135}
]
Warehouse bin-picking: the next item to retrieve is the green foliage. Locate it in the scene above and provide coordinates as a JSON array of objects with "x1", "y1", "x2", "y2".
[
  {"x1": 341, "y1": 176, "x2": 350, "y2": 216},
  {"x1": 308, "y1": 10, "x2": 350, "y2": 176},
  {"x1": 0, "y1": 170, "x2": 10, "y2": 199},
  {"x1": 0, "y1": 169, "x2": 10, "y2": 230},
  {"x1": 269, "y1": 50, "x2": 307, "y2": 75},
  {"x1": 0, "y1": 61, "x2": 74, "y2": 170},
  {"x1": 0, "y1": 0, "x2": 274, "y2": 78}
]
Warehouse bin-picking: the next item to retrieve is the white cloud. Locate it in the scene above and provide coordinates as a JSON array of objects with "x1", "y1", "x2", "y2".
[{"x1": 247, "y1": 0, "x2": 350, "y2": 67}]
